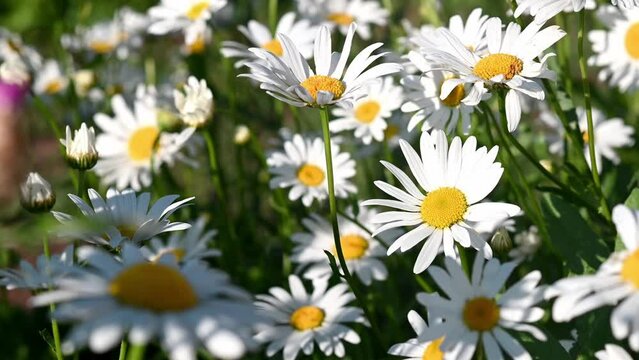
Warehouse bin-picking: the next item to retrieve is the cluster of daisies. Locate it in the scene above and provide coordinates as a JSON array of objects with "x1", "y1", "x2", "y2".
[{"x1": 1, "y1": 0, "x2": 639, "y2": 359}]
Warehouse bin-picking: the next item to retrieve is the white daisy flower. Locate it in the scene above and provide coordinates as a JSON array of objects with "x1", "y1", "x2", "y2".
[
  {"x1": 20, "y1": 172, "x2": 56, "y2": 213},
  {"x1": 509, "y1": 226, "x2": 542, "y2": 260},
  {"x1": 616, "y1": 0, "x2": 639, "y2": 6},
  {"x1": 329, "y1": 76, "x2": 402, "y2": 144},
  {"x1": 33, "y1": 59, "x2": 68, "y2": 95},
  {"x1": 0, "y1": 28, "x2": 43, "y2": 70},
  {"x1": 362, "y1": 130, "x2": 521, "y2": 273},
  {"x1": 254, "y1": 275, "x2": 366, "y2": 360},
  {"x1": 541, "y1": 106, "x2": 635, "y2": 173},
  {"x1": 0, "y1": 57, "x2": 30, "y2": 85},
  {"x1": 291, "y1": 204, "x2": 398, "y2": 285},
  {"x1": 596, "y1": 343, "x2": 634, "y2": 360},
  {"x1": 590, "y1": 5, "x2": 639, "y2": 91},
  {"x1": 388, "y1": 310, "x2": 445, "y2": 359},
  {"x1": 242, "y1": 24, "x2": 402, "y2": 108},
  {"x1": 61, "y1": 123, "x2": 99, "y2": 170},
  {"x1": 0, "y1": 245, "x2": 74, "y2": 291},
  {"x1": 547, "y1": 204, "x2": 639, "y2": 351},
  {"x1": 32, "y1": 244, "x2": 258, "y2": 360},
  {"x1": 401, "y1": 51, "x2": 478, "y2": 134},
  {"x1": 83, "y1": 21, "x2": 123, "y2": 55},
  {"x1": 93, "y1": 94, "x2": 195, "y2": 190},
  {"x1": 409, "y1": 8, "x2": 489, "y2": 56},
  {"x1": 221, "y1": 12, "x2": 318, "y2": 68},
  {"x1": 141, "y1": 216, "x2": 220, "y2": 263},
  {"x1": 425, "y1": 17, "x2": 565, "y2": 132},
  {"x1": 148, "y1": 0, "x2": 227, "y2": 47},
  {"x1": 418, "y1": 255, "x2": 547, "y2": 360},
  {"x1": 51, "y1": 188, "x2": 193, "y2": 248},
  {"x1": 267, "y1": 134, "x2": 356, "y2": 207},
  {"x1": 174, "y1": 76, "x2": 214, "y2": 128},
  {"x1": 515, "y1": 0, "x2": 597, "y2": 24},
  {"x1": 296, "y1": 0, "x2": 388, "y2": 40}
]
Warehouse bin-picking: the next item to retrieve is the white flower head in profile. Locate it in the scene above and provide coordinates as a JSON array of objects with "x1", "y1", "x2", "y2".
[
  {"x1": 20, "y1": 172, "x2": 56, "y2": 213},
  {"x1": 363, "y1": 129, "x2": 520, "y2": 273},
  {"x1": 33, "y1": 59, "x2": 68, "y2": 95},
  {"x1": 242, "y1": 24, "x2": 402, "y2": 108},
  {"x1": 547, "y1": 204, "x2": 639, "y2": 350},
  {"x1": 174, "y1": 76, "x2": 214, "y2": 128},
  {"x1": 296, "y1": 0, "x2": 389, "y2": 40},
  {"x1": 61, "y1": 123, "x2": 98, "y2": 170}
]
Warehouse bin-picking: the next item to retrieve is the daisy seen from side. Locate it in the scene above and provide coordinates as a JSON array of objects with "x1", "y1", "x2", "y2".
[
  {"x1": 362, "y1": 129, "x2": 521, "y2": 273},
  {"x1": 254, "y1": 275, "x2": 366, "y2": 360},
  {"x1": 296, "y1": 0, "x2": 388, "y2": 40}
]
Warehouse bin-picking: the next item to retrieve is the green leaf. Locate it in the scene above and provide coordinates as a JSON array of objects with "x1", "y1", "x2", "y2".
[
  {"x1": 323, "y1": 250, "x2": 342, "y2": 279},
  {"x1": 624, "y1": 188, "x2": 639, "y2": 210},
  {"x1": 541, "y1": 194, "x2": 610, "y2": 275}
]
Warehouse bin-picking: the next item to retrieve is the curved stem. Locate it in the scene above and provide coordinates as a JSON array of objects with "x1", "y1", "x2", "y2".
[
  {"x1": 202, "y1": 130, "x2": 226, "y2": 204},
  {"x1": 118, "y1": 340, "x2": 128, "y2": 360},
  {"x1": 578, "y1": 10, "x2": 611, "y2": 221},
  {"x1": 42, "y1": 237, "x2": 63, "y2": 360},
  {"x1": 125, "y1": 344, "x2": 145, "y2": 360}
]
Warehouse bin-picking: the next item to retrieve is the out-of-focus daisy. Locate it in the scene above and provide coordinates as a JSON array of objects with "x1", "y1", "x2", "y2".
[
  {"x1": 33, "y1": 244, "x2": 257, "y2": 360},
  {"x1": 222, "y1": 13, "x2": 318, "y2": 68},
  {"x1": 590, "y1": 5, "x2": 639, "y2": 91},
  {"x1": 0, "y1": 28, "x2": 42, "y2": 70},
  {"x1": 410, "y1": 8, "x2": 489, "y2": 56},
  {"x1": 148, "y1": 0, "x2": 227, "y2": 47},
  {"x1": 174, "y1": 76, "x2": 214, "y2": 128},
  {"x1": 509, "y1": 225, "x2": 542, "y2": 260},
  {"x1": 547, "y1": 204, "x2": 639, "y2": 350},
  {"x1": 401, "y1": 51, "x2": 478, "y2": 134},
  {"x1": 418, "y1": 256, "x2": 547, "y2": 360},
  {"x1": 0, "y1": 245, "x2": 74, "y2": 291},
  {"x1": 0, "y1": 57, "x2": 30, "y2": 85},
  {"x1": 291, "y1": 204, "x2": 398, "y2": 285},
  {"x1": 33, "y1": 60, "x2": 68, "y2": 95},
  {"x1": 254, "y1": 275, "x2": 365, "y2": 360},
  {"x1": 141, "y1": 216, "x2": 220, "y2": 263},
  {"x1": 83, "y1": 21, "x2": 123, "y2": 55},
  {"x1": 242, "y1": 24, "x2": 402, "y2": 108},
  {"x1": 425, "y1": 17, "x2": 565, "y2": 132},
  {"x1": 20, "y1": 172, "x2": 56, "y2": 213},
  {"x1": 515, "y1": 0, "x2": 597, "y2": 24},
  {"x1": 329, "y1": 77, "x2": 402, "y2": 144},
  {"x1": 388, "y1": 310, "x2": 445, "y2": 359},
  {"x1": 52, "y1": 188, "x2": 192, "y2": 248},
  {"x1": 93, "y1": 94, "x2": 195, "y2": 190},
  {"x1": 541, "y1": 106, "x2": 634, "y2": 173},
  {"x1": 296, "y1": 0, "x2": 388, "y2": 40},
  {"x1": 267, "y1": 134, "x2": 356, "y2": 207},
  {"x1": 363, "y1": 130, "x2": 520, "y2": 273},
  {"x1": 596, "y1": 344, "x2": 634, "y2": 360}
]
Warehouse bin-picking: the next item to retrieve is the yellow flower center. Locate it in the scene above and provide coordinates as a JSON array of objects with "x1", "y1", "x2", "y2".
[
  {"x1": 328, "y1": 12, "x2": 355, "y2": 26},
  {"x1": 473, "y1": 53, "x2": 524, "y2": 81},
  {"x1": 290, "y1": 305, "x2": 325, "y2": 331},
  {"x1": 420, "y1": 187, "x2": 468, "y2": 229},
  {"x1": 89, "y1": 41, "x2": 116, "y2": 54},
  {"x1": 186, "y1": 1, "x2": 211, "y2": 21},
  {"x1": 128, "y1": 126, "x2": 160, "y2": 162},
  {"x1": 297, "y1": 164, "x2": 325, "y2": 187},
  {"x1": 151, "y1": 248, "x2": 187, "y2": 263},
  {"x1": 625, "y1": 22, "x2": 639, "y2": 60},
  {"x1": 384, "y1": 125, "x2": 399, "y2": 140},
  {"x1": 422, "y1": 337, "x2": 445, "y2": 360},
  {"x1": 45, "y1": 80, "x2": 64, "y2": 94},
  {"x1": 441, "y1": 83, "x2": 466, "y2": 108},
  {"x1": 582, "y1": 131, "x2": 590, "y2": 143},
  {"x1": 354, "y1": 100, "x2": 381, "y2": 124},
  {"x1": 117, "y1": 224, "x2": 138, "y2": 239},
  {"x1": 300, "y1": 75, "x2": 346, "y2": 104},
  {"x1": 621, "y1": 249, "x2": 639, "y2": 289},
  {"x1": 262, "y1": 39, "x2": 284, "y2": 57},
  {"x1": 187, "y1": 35, "x2": 206, "y2": 54},
  {"x1": 463, "y1": 297, "x2": 501, "y2": 332},
  {"x1": 333, "y1": 234, "x2": 369, "y2": 260},
  {"x1": 109, "y1": 263, "x2": 198, "y2": 312}
]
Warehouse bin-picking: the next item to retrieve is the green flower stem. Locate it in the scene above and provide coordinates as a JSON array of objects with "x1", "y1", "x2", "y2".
[
  {"x1": 118, "y1": 340, "x2": 127, "y2": 360},
  {"x1": 268, "y1": 0, "x2": 278, "y2": 32},
  {"x1": 202, "y1": 130, "x2": 226, "y2": 205},
  {"x1": 125, "y1": 344, "x2": 145, "y2": 360},
  {"x1": 42, "y1": 237, "x2": 64, "y2": 360},
  {"x1": 578, "y1": 10, "x2": 611, "y2": 221},
  {"x1": 77, "y1": 170, "x2": 86, "y2": 200},
  {"x1": 319, "y1": 107, "x2": 384, "y2": 348}
]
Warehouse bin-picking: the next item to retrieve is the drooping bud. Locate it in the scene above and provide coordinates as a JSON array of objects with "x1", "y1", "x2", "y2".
[
  {"x1": 490, "y1": 227, "x2": 513, "y2": 255},
  {"x1": 20, "y1": 172, "x2": 56, "y2": 213},
  {"x1": 60, "y1": 123, "x2": 98, "y2": 170}
]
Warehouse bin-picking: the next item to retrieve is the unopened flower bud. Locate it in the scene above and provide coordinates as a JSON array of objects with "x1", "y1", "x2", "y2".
[
  {"x1": 20, "y1": 172, "x2": 56, "y2": 213},
  {"x1": 174, "y1": 76, "x2": 214, "y2": 128},
  {"x1": 61, "y1": 123, "x2": 98, "y2": 170},
  {"x1": 234, "y1": 125, "x2": 251, "y2": 145},
  {"x1": 490, "y1": 227, "x2": 513, "y2": 254}
]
